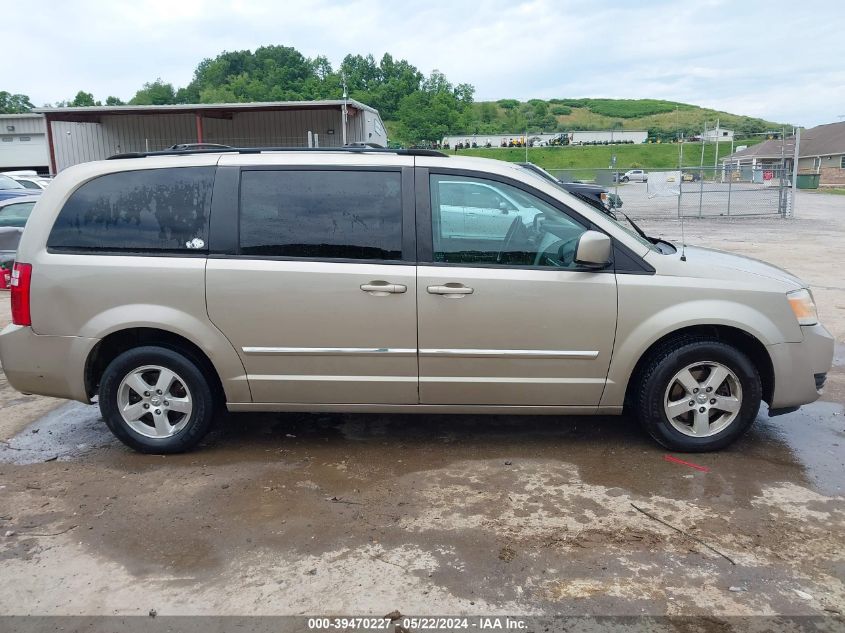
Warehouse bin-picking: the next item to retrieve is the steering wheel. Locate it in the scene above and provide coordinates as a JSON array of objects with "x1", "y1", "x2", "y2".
[
  {"x1": 497, "y1": 216, "x2": 524, "y2": 264},
  {"x1": 536, "y1": 235, "x2": 581, "y2": 268}
]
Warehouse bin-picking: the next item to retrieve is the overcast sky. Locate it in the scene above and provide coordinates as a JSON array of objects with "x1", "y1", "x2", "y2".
[{"x1": 5, "y1": 0, "x2": 843, "y2": 126}]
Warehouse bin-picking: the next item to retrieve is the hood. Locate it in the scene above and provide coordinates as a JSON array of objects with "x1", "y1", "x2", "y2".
[
  {"x1": 652, "y1": 245, "x2": 805, "y2": 289},
  {"x1": 561, "y1": 182, "x2": 605, "y2": 195},
  {"x1": 0, "y1": 190, "x2": 36, "y2": 200}
]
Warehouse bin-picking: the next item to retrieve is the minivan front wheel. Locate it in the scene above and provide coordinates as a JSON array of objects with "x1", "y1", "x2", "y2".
[
  {"x1": 99, "y1": 346, "x2": 215, "y2": 453},
  {"x1": 635, "y1": 339, "x2": 762, "y2": 452}
]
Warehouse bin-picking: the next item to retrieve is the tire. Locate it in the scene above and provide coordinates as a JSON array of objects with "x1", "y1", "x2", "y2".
[
  {"x1": 99, "y1": 346, "x2": 216, "y2": 454},
  {"x1": 622, "y1": 176, "x2": 629, "y2": 183},
  {"x1": 634, "y1": 339, "x2": 762, "y2": 452}
]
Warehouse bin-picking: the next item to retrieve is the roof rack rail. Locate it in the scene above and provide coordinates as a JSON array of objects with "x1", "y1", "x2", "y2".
[{"x1": 107, "y1": 146, "x2": 447, "y2": 160}]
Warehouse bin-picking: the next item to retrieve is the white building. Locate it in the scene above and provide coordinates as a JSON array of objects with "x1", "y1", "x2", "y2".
[
  {"x1": 35, "y1": 100, "x2": 387, "y2": 173},
  {"x1": 442, "y1": 129, "x2": 647, "y2": 148},
  {"x1": 568, "y1": 130, "x2": 647, "y2": 144},
  {"x1": 0, "y1": 114, "x2": 49, "y2": 172},
  {"x1": 701, "y1": 126, "x2": 734, "y2": 143},
  {"x1": 441, "y1": 133, "x2": 557, "y2": 148}
]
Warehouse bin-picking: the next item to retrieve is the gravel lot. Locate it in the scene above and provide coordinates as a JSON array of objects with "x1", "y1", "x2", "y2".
[{"x1": 0, "y1": 191, "x2": 843, "y2": 618}]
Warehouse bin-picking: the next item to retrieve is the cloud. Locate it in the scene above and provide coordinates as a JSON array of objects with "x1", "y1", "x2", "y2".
[{"x1": 3, "y1": 0, "x2": 843, "y2": 126}]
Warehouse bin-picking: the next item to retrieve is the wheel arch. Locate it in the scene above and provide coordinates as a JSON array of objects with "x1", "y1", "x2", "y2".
[
  {"x1": 85, "y1": 327, "x2": 229, "y2": 405},
  {"x1": 621, "y1": 324, "x2": 774, "y2": 409}
]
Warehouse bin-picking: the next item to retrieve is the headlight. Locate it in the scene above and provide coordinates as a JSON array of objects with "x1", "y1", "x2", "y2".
[{"x1": 787, "y1": 288, "x2": 818, "y2": 326}]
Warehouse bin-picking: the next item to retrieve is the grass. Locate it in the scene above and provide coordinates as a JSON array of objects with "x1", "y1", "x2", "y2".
[
  {"x1": 808, "y1": 187, "x2": 845, "y2": 195},
  {"x1": 449, "y1": 141, "x2": 758, "y2": 171}
]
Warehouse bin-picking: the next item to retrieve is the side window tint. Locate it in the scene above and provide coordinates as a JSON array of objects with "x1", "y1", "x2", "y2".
[
  {"x1": 47, "y1": 167, "x2": 214, "y2": 252},
  {"x1": 0, "y1": 202, "x2": 36, "y2": 228},
  {"x1": 430, "y1": 174, "x2": 588, "y2": 268},
  {"x1": 239, "y1": 170, "x2": 402, "y2": 260}
]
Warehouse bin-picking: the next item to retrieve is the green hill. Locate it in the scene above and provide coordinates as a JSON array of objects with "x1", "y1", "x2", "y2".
[
  {"x1": 458, "y1": 98, "x2": 788, "y2": 141},
  {"x1": 451, "y1": 140, "x2": 761, "y2": 172}
]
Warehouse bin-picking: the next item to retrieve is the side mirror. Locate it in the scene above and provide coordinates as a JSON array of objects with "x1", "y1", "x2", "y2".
[
  {"x1": 498, "y1": 201, "x2": 511, "y2": 213},
  {"x1": 574, "y1": 230, "x2": 612, "y2": 268}
]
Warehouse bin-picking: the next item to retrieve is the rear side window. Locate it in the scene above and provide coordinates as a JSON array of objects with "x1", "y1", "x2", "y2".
[
  {"x1": 47, "y1": 167, "x2": 214, "y2": 252},
  {"x1": 239, "y1": 170, "x2": 402, "y2": 260}
]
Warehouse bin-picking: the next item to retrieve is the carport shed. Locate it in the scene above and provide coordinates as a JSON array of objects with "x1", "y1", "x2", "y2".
[{"x1": 34, "y1": 100, "x2": 387, "y2": 173}]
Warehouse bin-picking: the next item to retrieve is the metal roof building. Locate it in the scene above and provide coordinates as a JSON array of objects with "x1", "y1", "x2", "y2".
[
  {"x1": 34, "y1": 100, "x2": 387, "y2": 173},
  {"x1": 0, "y1": 113, "x2": 49, "y2": 172}
]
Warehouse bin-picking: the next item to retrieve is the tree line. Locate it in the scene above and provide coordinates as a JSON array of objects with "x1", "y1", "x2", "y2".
[
  {"x1": 1, "y1": 46, "x2": 475, "y2": 145},
  {"x1": 2, "y1": 45, "x2": 781, "y2": 145}
]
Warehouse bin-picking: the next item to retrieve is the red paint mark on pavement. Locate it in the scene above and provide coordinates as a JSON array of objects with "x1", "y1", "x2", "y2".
[{"x1": 664, "y1": 455, "x2": 710, "y2": 472}]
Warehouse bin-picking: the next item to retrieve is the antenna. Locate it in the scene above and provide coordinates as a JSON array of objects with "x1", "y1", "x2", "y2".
[{"x1": 677, "y1": 131, "x2": 687, "y2": 261}]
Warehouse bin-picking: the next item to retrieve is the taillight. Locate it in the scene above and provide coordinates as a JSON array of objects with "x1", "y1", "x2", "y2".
[{"x1": 10, "y1": 262, "x2": 32, "y2": 326}]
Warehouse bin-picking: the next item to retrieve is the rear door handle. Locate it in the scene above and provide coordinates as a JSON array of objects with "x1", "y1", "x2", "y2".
[
  {"x1": 360, "y1": 281, "x2": 407, "y2": 295},
  {"x1": 427, "y1": 284, "x2": 474, "y2": 296}
]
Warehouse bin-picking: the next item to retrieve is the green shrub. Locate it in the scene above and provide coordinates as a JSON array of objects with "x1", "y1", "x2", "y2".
[{"x1": 579, "y1": 98, "x2": 685, "y2": 118}]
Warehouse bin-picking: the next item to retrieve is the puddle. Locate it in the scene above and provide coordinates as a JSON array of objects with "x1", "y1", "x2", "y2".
[{"x1": 0, "y1": 402, "x2": 114, "y2": 464}]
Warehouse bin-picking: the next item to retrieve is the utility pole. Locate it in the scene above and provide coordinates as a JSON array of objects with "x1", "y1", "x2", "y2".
[
  {"x1": 698, "y1": 122, "x2": 707, "y2": 218},
  {"x1": 713, "y1": 117, "x2": 720, "y2": 172},
  {"x1": 341, "y1": 75, "x2": 348, "y2": 146},
  {"x1": 790, "y1": 127, "x2": 801, "y2": 218}
]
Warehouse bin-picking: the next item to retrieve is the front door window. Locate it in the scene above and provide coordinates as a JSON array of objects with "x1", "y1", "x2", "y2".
[{"x1": 430, "y1": 174, "x2": 589, "y2": 268}]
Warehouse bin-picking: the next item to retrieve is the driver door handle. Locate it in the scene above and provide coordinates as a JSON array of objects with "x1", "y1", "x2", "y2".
[
  {"x1": 360, "y1": 281, "x2": 407, "y2": 295},
  {"x1": 427, "y1": 284, "x2": 474, "y2": 296}
]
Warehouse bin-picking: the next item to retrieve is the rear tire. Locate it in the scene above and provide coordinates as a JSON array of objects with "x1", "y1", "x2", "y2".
[
  {"x1": 634, "y1": 339, "x2": 762, "y2": 452},
  {"x1": 99, "y1": 346, "x2": 215, "y2": 454}
]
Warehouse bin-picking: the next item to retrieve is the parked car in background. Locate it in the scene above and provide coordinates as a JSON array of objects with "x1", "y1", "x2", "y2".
[
  {"x1": 0, "y1": 174, "x2": 39, "y2": 201},
  {"x1": 0, "y1": 195, "x2": 38, "y2": 263},
  {"x1": 0, "y1": 195, "x2": 39, "y2": 228},
  {"x1": 619, "y1": 169, "x2": 648, "y2": 183},
  {"x1": 518, "y1": 162, "x2": 622, "y2": 215},
  {"x1": 2, "y1": 171, "x2": 52, "y2": 190}
]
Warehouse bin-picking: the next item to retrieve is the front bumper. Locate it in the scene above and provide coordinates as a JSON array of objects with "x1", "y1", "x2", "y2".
[
  {"x1": 0, "y1": 324, "x2": 97, "y2": 403},
  {"x1": 767, "y1": 323, "x2": 835, "y2": 410}
]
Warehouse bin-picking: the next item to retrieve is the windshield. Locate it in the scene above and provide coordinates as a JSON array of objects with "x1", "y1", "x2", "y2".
[
  {"x1": 516, "y1": 163, "x2": 659, "y2": 252},
  {"x1": 0, "y1": 174, "x2": 25, "y2": 190}
]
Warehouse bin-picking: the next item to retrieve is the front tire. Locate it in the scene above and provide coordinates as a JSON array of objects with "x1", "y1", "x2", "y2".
[
  {"x1": 634, "y1": 339, "x2": 762, "y2": 452},
  {"x1": 99, "y1": 346, "x2": 215, "y2": 454}
]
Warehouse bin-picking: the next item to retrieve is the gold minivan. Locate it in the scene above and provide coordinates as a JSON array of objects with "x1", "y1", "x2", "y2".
[{"x1": 0, "y1": 147, "x2": 834, "y2": 453}]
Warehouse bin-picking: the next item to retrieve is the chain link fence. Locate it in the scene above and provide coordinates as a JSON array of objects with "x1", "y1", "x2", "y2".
[{"x1": 548, "y1": 165, "x2": 793, "y2": 219}]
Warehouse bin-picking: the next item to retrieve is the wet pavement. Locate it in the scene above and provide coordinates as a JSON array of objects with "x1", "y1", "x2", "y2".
[{"x1": 0, "y1": 385, "x2": 843, "y2": 616}]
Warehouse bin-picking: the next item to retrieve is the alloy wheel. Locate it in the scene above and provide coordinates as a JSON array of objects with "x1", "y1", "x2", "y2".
[
  {"x1": 663, "y1": 361, "x2": 742, "y2": 438},
  {"x1": 116, "y1": 364, "x2": 193, "y2": 438}
]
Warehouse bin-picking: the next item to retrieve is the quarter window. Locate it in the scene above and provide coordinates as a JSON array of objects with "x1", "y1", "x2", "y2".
[
  {"x1": 430, "y1": 174, "x2": 588, "y2": 268},
  {"x1": 47, "y1": 167, "x2": 214, "y2": 252},
  {"x1": 239, "y1": 170, "x2": 402, "y2": 260}
]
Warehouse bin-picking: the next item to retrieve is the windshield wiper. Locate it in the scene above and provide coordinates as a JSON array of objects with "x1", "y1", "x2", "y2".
[{"x1": 619, "y1": 211, "x2": 651, "y2": 242}]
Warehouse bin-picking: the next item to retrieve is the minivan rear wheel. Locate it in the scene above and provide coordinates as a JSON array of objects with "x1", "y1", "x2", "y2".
[
  {"x1": 634, "y1": 339, "x2": 762, "y2": 452},
  {"x1": 99, "y1": 346, "x2": 215, "y2": 454}
]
